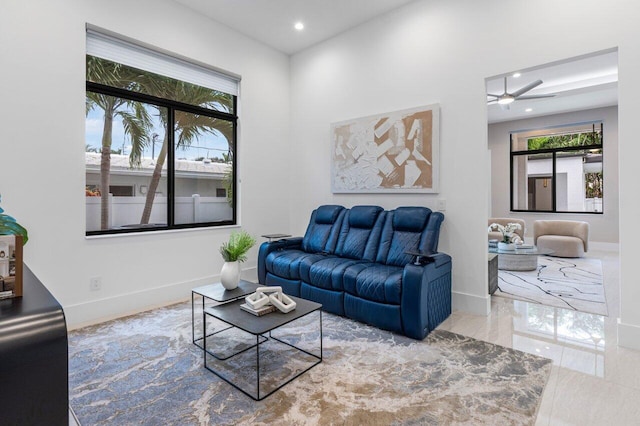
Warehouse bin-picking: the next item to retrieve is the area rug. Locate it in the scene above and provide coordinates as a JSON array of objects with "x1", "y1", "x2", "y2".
[
  {"x1": 496, "y1": 256, "x2": 607, "y2": 316},
  {"x1": 69, "y1": 301, "x2": 552, "y2": 425}
]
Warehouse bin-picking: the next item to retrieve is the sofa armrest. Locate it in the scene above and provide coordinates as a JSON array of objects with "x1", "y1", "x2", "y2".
[
  {"x1": 401, "y1": 252, "x2": 452, "y2": 340},
  {"x1": 257, "y1": 237, "x2": 303, "y2": 283},
  {"x1": 405, "y1": 251, "x2": 449, "y2": 268}
]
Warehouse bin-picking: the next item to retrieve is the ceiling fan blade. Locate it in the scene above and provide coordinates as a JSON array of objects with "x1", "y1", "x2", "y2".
[
  {"x1": 487, "y1": 100, "x2": 498, "y2": 105},
  {"x1": 515, "y1": 94, "x2": 556, "y2": 100},
  {"x1": 511, "y1": 79, "x2": 543, "y2": 98},
  {"x1": 487, "y1": 93, "x2": 502, "y2": 98}
]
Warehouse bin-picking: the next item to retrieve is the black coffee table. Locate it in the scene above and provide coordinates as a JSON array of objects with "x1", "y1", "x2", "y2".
[
  {"x1": 191, "y1": 280, "x2": 259, "y2": 350},
  {"x1": 203, "y1": 295, "x2": 322, "y2": 400}
]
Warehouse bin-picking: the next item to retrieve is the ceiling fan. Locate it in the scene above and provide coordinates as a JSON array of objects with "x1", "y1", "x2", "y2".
[{"x1": 487, "y1": 77, "x2": 555, "y2": 109}]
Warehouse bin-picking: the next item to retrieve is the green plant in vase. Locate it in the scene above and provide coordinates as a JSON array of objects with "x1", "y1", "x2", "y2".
[
  {"x1": 219, "y1": 230, "x2": 256, "y2": 290},
  {"x1": 0, "y1": 195, "x2": 28, "y2": 244},
  {"x1": 0, "y1": 194, "x2": 28, "y2": 298}
]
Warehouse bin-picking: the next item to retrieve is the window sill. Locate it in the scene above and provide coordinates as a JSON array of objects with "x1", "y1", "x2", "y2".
[{"x1": 85, "y1": 224, "x2": 241, "y2": 240}]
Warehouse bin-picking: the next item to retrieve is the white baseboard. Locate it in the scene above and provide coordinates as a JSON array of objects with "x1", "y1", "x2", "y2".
[
  {"x1": 66, "y1": 267, "x2": 491, "y2": 328},
  {"x1": 452, "y1": 291, "x2": 491, "y2": 316},
  {"x1": 617, "y1": 319, "x2": 640, "y2": 350},
  {"x1": 65, "y1": 266, "x2": 259, "y2": 330},
  {"x1": 589, "y1": 241, "x2": 619, "y2": 252},
  {"x1": 523, "y1": 238, "x2": 619, "y2": 253}
]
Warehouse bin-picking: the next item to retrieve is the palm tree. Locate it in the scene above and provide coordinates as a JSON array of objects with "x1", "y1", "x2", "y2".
[
  {"x1": 87, "y1": 57, "x2": 234, "y2": 226},
  {"x1": 86, "y1": 56, "x2": 153, "y2": 230},
  {"x1": 135, "y1": 79, "x2": 234, "y2": 224}
]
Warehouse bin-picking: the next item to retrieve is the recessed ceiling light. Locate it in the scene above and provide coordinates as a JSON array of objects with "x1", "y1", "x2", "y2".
[
  {"x1": 525, "y1": 108, "x2": 533, "y2": 112},
  {"x1": 294, "y1": 22, "x2": 304, "y2": 31},
  {"x1": 513, "y1": 72, "x2": 521, "y2": 78}
]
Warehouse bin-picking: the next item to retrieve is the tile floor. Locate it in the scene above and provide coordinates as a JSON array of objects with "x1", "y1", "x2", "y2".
[{"x1": 437, "y1": 249, "x2": 640, "y2": 425}]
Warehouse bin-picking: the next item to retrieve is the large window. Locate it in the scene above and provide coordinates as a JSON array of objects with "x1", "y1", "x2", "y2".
[
  {"x1": 85, "y1": 31, "x2": 238, "y2": 235},
  {"x1": 510, "y1": 122, "x2": 603, "y2": 213}
]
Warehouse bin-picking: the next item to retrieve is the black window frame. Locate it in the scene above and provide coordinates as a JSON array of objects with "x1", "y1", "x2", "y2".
[
  {"x1": 510, "y1": 122, "x2": 604, "y2": 215},
  {"x1": 85, "y1": 81, "x2": 238, "y2": 236}
]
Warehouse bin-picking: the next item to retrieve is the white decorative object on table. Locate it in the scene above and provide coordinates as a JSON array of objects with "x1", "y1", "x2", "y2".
[
  {"x1": 488, "y1": 222, "x2": 523, "y2": 249},
  {"x1": 243, "y1": 286, "x2": 296, "y2": 314},
  {"x1": 255, "y1": 286, "x2": 282, "y2": 295},
  {"x1": 246, "y1": 286, "x2": 282, "y2": 309},
  {"x1": 498, "y1": 242, "x2": 516, "y2": 251},
  {"x1": 245, "y1": 290, "x2": 271, "y2": 309},
  {"x1": 269, "y1": 292, "x2": 297, "y2": 313}
]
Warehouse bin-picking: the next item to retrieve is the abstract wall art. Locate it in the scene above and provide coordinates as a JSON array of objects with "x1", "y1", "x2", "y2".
[{"x1": 331, "y1": 104, "x2": 439, "y2": 193}]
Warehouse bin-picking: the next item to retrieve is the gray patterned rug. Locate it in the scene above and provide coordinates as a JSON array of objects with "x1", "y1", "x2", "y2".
[
  {"x1": 496, "y1": 256, "x2": 607, "y2": 316},
  {"x1": 69, "y1": 301, "x2": 552, "y2": 425}
]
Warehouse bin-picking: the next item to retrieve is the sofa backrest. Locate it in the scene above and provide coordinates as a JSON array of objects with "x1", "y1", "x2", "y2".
[
  {"x1": 302, "y1": 205, "x2": 346, "y2": 253},
  {"x1": 376, "y1": 207, "x2": 444, "y2": 266},
  {"x1": 533, "y1": 220, "x2": 589, "y2": 251},
  {"x1": 335, "y1": 205, "x2": 385, "y2": 261}
]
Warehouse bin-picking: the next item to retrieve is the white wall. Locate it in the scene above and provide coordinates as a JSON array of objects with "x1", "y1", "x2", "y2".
[
  {"x1": 289, "y1": 0, "x2": 640, "y2": 349},
  {"x1": 2, "y1": 0, "x2": 640, "y2": 349},
  {"x1": 0, "y1": 0, "x2": 291, "y2": 328},
  {"x1": 489, "y1": 106, "x2": 619, "y2": 244}
]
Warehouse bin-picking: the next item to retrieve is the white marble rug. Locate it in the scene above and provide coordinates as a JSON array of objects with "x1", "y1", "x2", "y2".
[
  {"x1": 496, "y1": 256, "x2": 608, "y2": 316},
  {"x1": 69, "y1": 301, "x2": 552, "y2": 425}
]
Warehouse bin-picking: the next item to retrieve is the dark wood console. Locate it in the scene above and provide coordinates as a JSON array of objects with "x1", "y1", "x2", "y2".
[{"x1": 0, "y1": 265, "x2": 68, "y2": 425}]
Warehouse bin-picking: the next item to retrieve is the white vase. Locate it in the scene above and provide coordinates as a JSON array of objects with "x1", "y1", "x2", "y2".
[
  {"x1": 220, "y1": 261, "x2": 240, "y2": 290},
  {"x1": 498, "y1": 242, "x2": 516, "y2": 251}
]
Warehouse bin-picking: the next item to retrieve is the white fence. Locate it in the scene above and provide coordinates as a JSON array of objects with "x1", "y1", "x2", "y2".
[{"x1": 86, "y1": 194, "x2": 232, "y2": 231}]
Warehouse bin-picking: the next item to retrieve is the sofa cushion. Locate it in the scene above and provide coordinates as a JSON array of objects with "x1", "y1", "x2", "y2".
[
  {"x1": 266, "y1": 250, "x2": 326, "y2": 280},
  {"x1": 316, "y1": 204, "x2": 344, "y2": 224},
  {"x1": 302, "y1": 205, "x2": 345, "y2": 254},
  {"x1": 349, "y1": 205, "x2": 383, "y2": 228},
  {"x1": 343, "y1": 263, "x2": 402, "y2": 304},
  {"x1": 393, "y1": 207, "x2": 429, "y2": 232},
  {"x1": 386, "y1": 231, "x2": 422, "y2": 267},
  {"x1": 376, "y1": 207, "x2": 443, "y2": 266},
  {"x1": 534, "y1": 220, "x2": 589, "y2": 253},
  {"x1": 537, "y1": 235, "x2": 585, "y2": 258},
  {"x1": 302, "y1": 257, "x2": 363, "y2": 291},
  {"x1": 335, "y1": 206, "x2": 385, "y2": 261}
]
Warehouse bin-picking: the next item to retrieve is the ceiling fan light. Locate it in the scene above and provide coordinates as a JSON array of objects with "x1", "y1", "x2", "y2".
[{"x1": 497, "y1": 96, "x2": 515, "y2": 105}]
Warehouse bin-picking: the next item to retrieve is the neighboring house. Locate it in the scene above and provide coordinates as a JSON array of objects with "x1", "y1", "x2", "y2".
[
  {"x1": 85, "y1": 152, "x2": 230, "y2": 198},
  {"x1": 85, "y1": 153, "x2": 232, "y2": 231}
]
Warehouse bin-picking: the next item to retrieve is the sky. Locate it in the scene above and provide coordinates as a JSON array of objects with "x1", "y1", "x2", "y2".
[{"x1": 85, "y1": 107, "x2": 230, "y2": 161}]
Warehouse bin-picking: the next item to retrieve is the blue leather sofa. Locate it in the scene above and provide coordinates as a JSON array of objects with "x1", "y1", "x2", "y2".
[{"x1": 257, "y1": 205, "x2": 452, "y2": 340}]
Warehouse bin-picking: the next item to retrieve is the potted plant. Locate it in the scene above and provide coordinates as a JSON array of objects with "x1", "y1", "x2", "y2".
[
  {"x1": 0, "y1": 196, "x2": 28, "y2": 244},
  {"x1": 488, "y1": 222, "x2": 522, "y2": 251},
  {"x1": 219, "y1": 230, "x2": 256, "y2": 290}
]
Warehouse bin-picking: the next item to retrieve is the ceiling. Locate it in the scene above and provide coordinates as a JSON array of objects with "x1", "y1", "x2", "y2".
[
  {"x1": 171, "y1": 1, "x2": 618, "y2": 124},
  {"x1": 486, "y1": 50, "x2": 618, "y2": 124},
  {"x1": 172, "y1": 0, "x2": 416, "y2": 55}
]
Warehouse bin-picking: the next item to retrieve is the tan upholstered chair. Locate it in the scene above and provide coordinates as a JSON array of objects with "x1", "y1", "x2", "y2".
[
  {"x1": 488, "y1": 218, "x2": 525, "y2": 242},
  {"x1": 533, "y1": 220, "x2": 589, "y2": 258}
]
